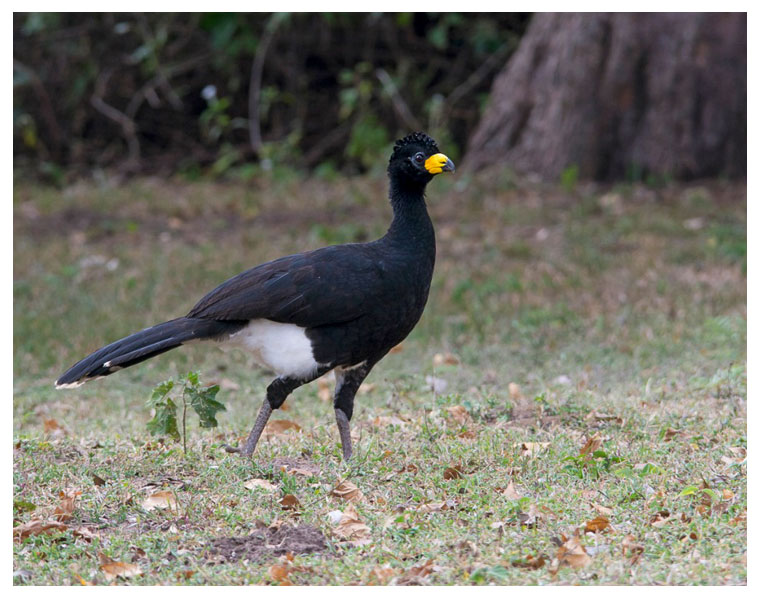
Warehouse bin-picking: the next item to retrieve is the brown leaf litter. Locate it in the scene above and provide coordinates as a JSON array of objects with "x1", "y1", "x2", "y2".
[
  {"x1": 550, "y1": 534, "x2": 593, "y2": 571},
  {"x1": 99, "y1": 552, "x2": 143, "y2": 581},
  {"x1": 331, "y1": 480, "x2": 365, "y2": 502},
  {"x1": 271, "y1": 457, "x2": 321, "y2": 477},
  {"x1": 141, "y1": 490, "x2": 178, "y2": 512},
  {"x1": 333, "y1": 503, "x2": 372, "y2": 545}
]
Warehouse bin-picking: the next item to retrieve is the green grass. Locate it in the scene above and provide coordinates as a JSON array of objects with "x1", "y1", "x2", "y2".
[{"x1": 13, "y1": 174, "x2": 746, "y2": 585}]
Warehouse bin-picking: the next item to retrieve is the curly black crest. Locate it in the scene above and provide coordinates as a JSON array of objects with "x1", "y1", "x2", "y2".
[{"x1": 390, "y1": 132, "x2": 439, "y2": 161}]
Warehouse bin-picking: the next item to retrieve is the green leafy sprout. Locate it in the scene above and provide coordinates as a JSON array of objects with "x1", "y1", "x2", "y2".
[{"x1": 146, "y1": 372, "x2": 226, "y2": 454}]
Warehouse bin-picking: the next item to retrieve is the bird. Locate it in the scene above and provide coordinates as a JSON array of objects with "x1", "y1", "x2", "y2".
[{"x1": 55, "y1": 132, "x2": 455, "y2": 460}]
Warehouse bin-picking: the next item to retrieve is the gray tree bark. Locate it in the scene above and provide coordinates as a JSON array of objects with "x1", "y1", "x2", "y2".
[{"x1": 464, "y1": 13, "x2": 746, "y2": 180}]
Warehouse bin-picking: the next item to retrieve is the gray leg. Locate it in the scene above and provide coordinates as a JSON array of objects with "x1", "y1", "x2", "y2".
[
  {"x1": 225, "y1": 370, "x2": 330, "y2": 458},
  {"x1": 333, "y1": 362, "x2": 374, "y2": 461},
  {"x1": 224, "y1": 399, "x2": 273, "y2": 456},
  {"x1": 335, "y1": 407, "x2": 353, "y2": 460}
]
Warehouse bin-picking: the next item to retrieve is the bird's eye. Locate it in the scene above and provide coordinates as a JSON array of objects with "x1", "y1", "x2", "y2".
[{"x1": 413, "y1": 152, "x2": 424, "y2": 164}]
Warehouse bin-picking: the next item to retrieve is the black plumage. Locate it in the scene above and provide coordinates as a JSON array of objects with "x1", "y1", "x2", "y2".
[{"x1": 56, "y1": 132, "x2": 454, "y2": 459}]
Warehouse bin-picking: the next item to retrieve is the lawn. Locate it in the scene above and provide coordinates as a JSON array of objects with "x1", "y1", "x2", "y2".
[{"x1": 13, "y1": 171, "x2": 746, "y2": 585}]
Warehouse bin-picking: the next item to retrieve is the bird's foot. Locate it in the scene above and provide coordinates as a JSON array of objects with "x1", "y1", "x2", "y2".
[{"x1": 222, "y1": 444, "x2": 252, "y2": 457}]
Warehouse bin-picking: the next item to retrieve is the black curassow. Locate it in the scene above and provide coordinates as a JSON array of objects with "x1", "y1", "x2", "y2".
[{"x1": 55, "y1": 132, "x2": 454, "y2": 460}]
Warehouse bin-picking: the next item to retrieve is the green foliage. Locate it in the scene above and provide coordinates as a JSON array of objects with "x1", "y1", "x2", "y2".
[
  {"x1": 560, "y1": 164, "x2": 579, "y2": 192},
  {"x1": 13, "y1": 12, "x2": 529, "y2": 177},
  {"x1": 707, "y1": 221, "x2": 746, "y2": 270},
  {"x1": 187, "y1": 385, "x2": 224, "y2": 429},
  {"x1": 146, "y1": 372, "x2": 225, "y2": 451},
  {"x1": 470, "y1": 565, "x2": 511, "y2": 583},
  {"x1": 146, "y1": 380, "x2": 179, "y2": 441},
  {"x1": 562, "y1": 449, "x2": 623, "y2": 480}
]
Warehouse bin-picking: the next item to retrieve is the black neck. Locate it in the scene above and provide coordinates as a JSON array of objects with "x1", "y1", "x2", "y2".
[{"x1": 386, "y1": 179, "x2": 434, "y2": 246}]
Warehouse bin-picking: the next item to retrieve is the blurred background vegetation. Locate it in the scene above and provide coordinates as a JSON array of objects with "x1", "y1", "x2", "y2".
[
  {"x1": 15, "y1": 12, "x2": 745, "y2": 185},
  {"x1": 13, "y1": 12, "x2": 529, "y2": 182}
]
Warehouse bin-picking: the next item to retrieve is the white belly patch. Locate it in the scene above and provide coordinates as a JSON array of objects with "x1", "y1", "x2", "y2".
[{"x1": 223, "y1": 319, "x2": 319, "y2": 378}]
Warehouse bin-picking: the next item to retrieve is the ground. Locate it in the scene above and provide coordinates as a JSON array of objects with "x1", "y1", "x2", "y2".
[{"x1": 13, "y1": 171, "x2": 746, "y2": 585}]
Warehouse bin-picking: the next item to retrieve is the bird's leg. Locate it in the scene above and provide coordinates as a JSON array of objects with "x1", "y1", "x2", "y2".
[
  {"x1": 333, "y1": 362, "x2": 373, "y2": 461},
  {"x1": 225, "y1": 370, "x2": 330, "y2": 457},
  {"x1": 224, "y1": 398, "x2": 273, "y2": 456},
  {"x1": 334, "y1": 407, "x2": 352, "y2": 461},
  {"x1": 239, "y1": 399, "x2": 273, "y2": 456}
]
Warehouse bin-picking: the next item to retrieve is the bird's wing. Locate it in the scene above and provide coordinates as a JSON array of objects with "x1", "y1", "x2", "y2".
[{"x1": 186, "y1": 244, "x2": 388, "y2": 327}]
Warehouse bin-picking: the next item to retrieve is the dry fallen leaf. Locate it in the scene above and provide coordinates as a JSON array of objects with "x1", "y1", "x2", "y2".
[
  {"x1": 444, "y1": 405, "x2": 471, "y2": 425},
  {"x1": 13, "y1": 519, "x2": 69, "y2": 541},
  {"x1": 584, "y1": 515, "x2": 611, "y2": 533},
  {"x1": 585, "y1": 411, "x2": 623, "y2": 425},
  {"x1": 433, "y1": 352, "x2": 459, "y2": 366},
  {"x1": 389, "y1": 343, "x2": 404, "y2": 354},
  {"x1": 279, "y1": 494, "x2": 301, "y2": 510},
  {"x1": 621, "y1": 534, "x2": 644, "y2": 564},
  {"x1": 650, "y1": 510, "x2": 673, "y2": 527},
  {"x1": 333, "y1": 503, "x2": 371, "y2": 544},
  {"x1": 44, "y1": 418, "x2": 66, "y2": 436},
  {"x1": 517, "y1": 442, "x2": 550, "y2": 458},
  {"x1": 264, "y1": 420, "x2": 302, "y2": 436},
  {"x1": 99, "y1": 552, "x2": 142, "y2": 582},
  {"x1": 721, "y1": 446, "x2": 746, "y2": 467},
  {"x1": 384, "y1": 462, "x2": 418, "y2": 481},
  {"x1": 518, "y1": 503, "x2": 546, "y2": 527},
  {"x1": 591, "y1": 502, "x2": 613, "y2": 516},
  {"x1": 398, "y1": 559, "x2": 437, "y2": 584},
  {"x1": 499, "y1": 480, "x2": 523, "y2": 501},
  {"x1": 415, "y1": 500, "x2": 457, "y2": 513},
  {"x1": 416, "y1": 502, "x2": 445, "y2": 513},
  {"x1": 556, "y1": 535, "x2": 592, "y2": 568},
  {"x1": 268, "y1": 564, "x2": 294, "y2": 585},
  {"x1": 368, "y1": 564, "x2": 398, "y2": 584},
  {"x1": 244, "y1": 478, "x2": 278, "y2": 492},
  {"x1": 457, "y1": 429, "x2": 478, "y2": 440},
  {"x1": 141, "y1": 490, "x2": 178, "y2": 512},
  {"x1": 72, "y1": 572, "x2": 93, "y2": 586},
  {"x1": 508, "y1": 382, "x2": 523, "y2": 400},
  {"x1": 579, "y1": 434, "x2": 603, "y2": 456},
  {"x1": 358, "y1": 382, "x2": 376, "y2": 394},
  {"x1": 53, "y1": 490, "x2": 80, "y2": 522},
  {"x1": 331, "y1": 480, "x2": 365, "y2": 503},
  {"x1": 664, "y1": 427, "x2": 685, "y2": 441},
  {"x1": 280, "y1": 465, "x2": 319, "y2": 477},
  {"x1": 511, "y1": 554, "x2": 548, "y2": 570},
  {"x1": 70, "y1": 526, "x2": 96, "y2": 542},
  {"x1": 443, "y1": 466, "x2": 464, "y2": 480}
]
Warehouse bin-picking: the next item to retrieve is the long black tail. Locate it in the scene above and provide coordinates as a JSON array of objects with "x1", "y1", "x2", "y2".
[{"x1": 55, "y1": 317, "x2": 246, "y2": 388}]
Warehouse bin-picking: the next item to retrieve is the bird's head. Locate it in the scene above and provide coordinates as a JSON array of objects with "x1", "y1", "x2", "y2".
[{"x1": 387, "y1": 132, "x2": 455, "y2": 188}]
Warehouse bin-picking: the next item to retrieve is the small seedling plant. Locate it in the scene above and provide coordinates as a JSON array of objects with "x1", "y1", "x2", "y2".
[{"x1": 146, "y1": 372, "x2": 225, "y2": 453}]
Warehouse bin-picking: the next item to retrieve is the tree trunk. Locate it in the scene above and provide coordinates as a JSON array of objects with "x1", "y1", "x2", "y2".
[{"x1": 464, "y1": 13, "x2": 746, "y2": 181}]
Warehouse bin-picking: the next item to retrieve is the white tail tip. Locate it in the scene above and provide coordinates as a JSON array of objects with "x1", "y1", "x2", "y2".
[{"x1": 55, "y1": 380, "x2": 84, "y2": 389}]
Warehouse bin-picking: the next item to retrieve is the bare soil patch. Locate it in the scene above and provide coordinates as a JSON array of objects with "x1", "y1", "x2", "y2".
[{"x1": 207, "y1": 524, "x2": 328, "y2": 564}]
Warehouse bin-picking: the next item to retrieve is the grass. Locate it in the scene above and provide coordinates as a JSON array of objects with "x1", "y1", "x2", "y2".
[{"x1": 13, "y1": 172, "x2": 746, "y2": 585}]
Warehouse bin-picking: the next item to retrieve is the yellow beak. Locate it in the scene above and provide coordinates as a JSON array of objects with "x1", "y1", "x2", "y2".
[{"x1": 424, "y1": 153, "x2": 456, "y2": 175}]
